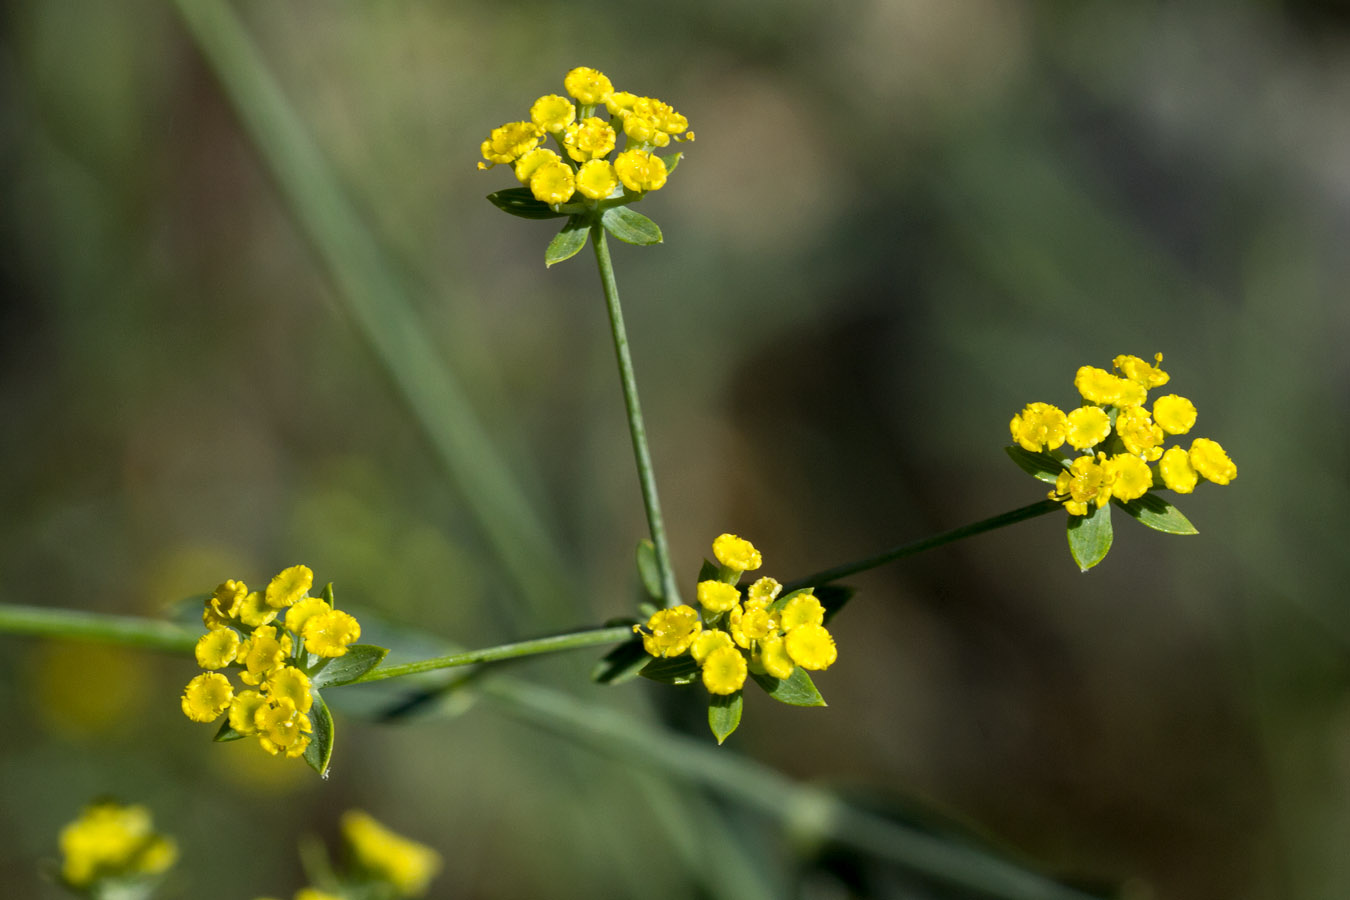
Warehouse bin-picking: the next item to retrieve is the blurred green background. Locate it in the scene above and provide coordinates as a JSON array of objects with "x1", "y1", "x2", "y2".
[{"x1": 2, "y1": 1, "x2": 1348, "y2": 898}]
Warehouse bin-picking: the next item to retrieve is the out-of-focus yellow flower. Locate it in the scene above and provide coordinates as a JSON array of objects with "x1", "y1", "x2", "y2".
[
  {"x1": 1009, "y1": 402, "x2": 1067, "y2": 452},
  {"x1": 181, "y1": 672, "x2": 233, "y2": 722},
  {"x1": 1190, "y1": 438, "x2": 1237, "y2": 485},
  {"x1": 342, "y1": 810, "x2": 443, "y2": 897},
  {"x1": 712, "y1": 533, "x2": 761, "y2": 573},
  {"x1": 59, "y1": 802, "x2": 177, "y2": 888}
]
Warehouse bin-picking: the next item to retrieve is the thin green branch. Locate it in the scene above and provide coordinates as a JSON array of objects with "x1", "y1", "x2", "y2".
[
  {"x1": 351, "y1": 625, "x2": 633, "y2": 683},
  {"x1": 0, "y1": 604, "x2": 197, "y2": 654},
  {"x1": 784, "y1": 499, "x2": 1061, "y2": 591},
  {"x1": 483, "y1": 678, "x2": 1104, "y2": 900},
  {"x1": 590, "y1": 222, "x2": 681, "y2": 606}
]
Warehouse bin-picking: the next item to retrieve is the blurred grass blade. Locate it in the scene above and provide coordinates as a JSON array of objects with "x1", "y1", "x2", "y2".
[{"x1": 170, "y1": 0, "x2": 569, "y2": 619}]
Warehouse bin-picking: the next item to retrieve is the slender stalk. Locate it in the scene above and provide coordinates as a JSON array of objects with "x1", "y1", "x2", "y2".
[
  {"x1": 784, "y1": 499, "x2": 1061, "y2": 591},
  {"x1": 0, "y1": 604, "x2": 197, "y2": 653},
  {"x1": 590, "y1": 222, "x2": 681, "y2": 606},
  {"x1": 484, "y1": 678, "x2": 1104, "y2": 900},
  {"x1": 350, "y1": 625, "x2": 633, "y2": 683}
]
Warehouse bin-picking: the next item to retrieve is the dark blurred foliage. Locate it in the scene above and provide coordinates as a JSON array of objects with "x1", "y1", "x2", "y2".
[{"x1": 2, "y1": 1, "x2": 1349, "y2": 898}]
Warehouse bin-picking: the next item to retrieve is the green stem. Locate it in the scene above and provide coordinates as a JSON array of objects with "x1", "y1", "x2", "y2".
[
  {"x1": 349, "y1": 625, "x2": 633, "y2": 683},
  {"x1": 784, "y1": 499, "x2": 1061, "y2": 591},
  {"x1": 484, "y1": 678, "x2": 1103, "y2": 900},
  {"x1": 0, "y1": 605, "x2": 197, "y2": 653},
  {"x1": 590, "y1": 221, "x2": 681, "y2": 606}
]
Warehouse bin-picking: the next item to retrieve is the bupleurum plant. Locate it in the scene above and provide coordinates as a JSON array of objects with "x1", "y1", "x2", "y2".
[
  {"x1": 54, "y1": 801, "x2": 177, "y2": 899},
  {"x1": 1007, "y1": 353, "x2": 1237, "y2": 570},
  {"x1": 180, "y1": 565, "x2": 388, "y2": 774}
]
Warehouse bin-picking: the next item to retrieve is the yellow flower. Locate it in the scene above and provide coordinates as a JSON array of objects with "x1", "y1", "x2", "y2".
[
  {"x1": 293, "y1": 889, "x2": 342, "y2": 900},
  {"x1": 239, "y1": 626, "x2": 292, "y2": 685},
  {"x1": 266, "y1": 666, "x2": 313, "y2": 714},
  {"x1": 59, "y1": 802, "x2": 177, "y2": 888},
  {"x1": 514, "y1": 147, "x2": 561, "y2": 185},
  {"x1": 182, "y1": 672, "x2": 233, "y2": 722},
  {"x1": 780, "y1": 593, "x2": 825, "y2": 630},
  {"x1": 342, "y1": 810, "x2": 443, "y2": 897},
  {"x1": 1009, "y1": 402, "x2": 1067, "y2": 452},
  {"x1": 1152, "y1": 394, "x2": 1197, "y2": 435},
  {"x1": 712, "y1": 533, "x2": 762, "y2": 572},
  {"x1": 613, "y1": 148, "x2": 668, "y2": 193},
  {"x1": 756, "y1": 635, "x2": 795, "y2": 680},
  {"x1": 1064, "y1": 406, "x2": 1111, "y2": 450},
  {"x1": 284, "y1": 596, "x2": 331, "y2": 637},
  {"x1": 195, "y1": 627, "x2": 240, "y2": 669},
  {"x1": 237, "y1": 590, "x2": 278, "y2": 628},
  {"x1": 1159, "y1": 445, "x2": 1198, "y2": 493},
  {"x1": 228, "y1": 690, "x2": 267, "y2": 735},
  {"x1": 697, "y1": 580, "x2": 740, "y2": 613},
  {"x1": 205, "y1": 579, "x2": 247, "y2": 628},
  {"x1": 784, "y1": 623, "x2": 837, "y2": 671},
  {"x1": 635, "y1": 605, "x2": 702, "y2": 657},
  {"x1": 1074, "y1": 366, "x2": 1146, "y2": 407},
  {"x1": 1114, "y1": 352, "x2": 1169, "y2": 388},
  {"x1": 1050, "y1": 453, "x2": 1113, "y2": 516},
  {"x1": 529, "y1": 94, "x2": 576, "y2": 133},
  {"x1": 691, "y1": 629, "x2": 735, "y2": 665},
  {"x1": 747, "y1": 577, "x2": 782, "y2": 606},
  {"x1": 266, "y1": 565, "x2": 313, "y2": 609},
  {"x1": 256, "y1": 700, "x2": 312, "y2": 757},
  {"x1": 563, "y1": 66, "x2": 613, "y2": 106},
  {"x1": 605, "y1": 90, "x2": 639, "y2": 117},
  {"x1": 562, "y1": 116, "x2": 616, "y2": 163},
  {"x1": 730, "y1": 605, "x2": 775, "y2": 649},
  {"x1": 478, "y1": 121, "x2": 541, "y2": 168},
  {"x1": 1105, "y1": 453, "x2": 1152, "y2": 502},
  {"x1": 529, "y1": 160, "x2": 576, "y2": 205},
  {"x1": 701, "y1": 646, "x2": 748, "y2": 695},
  {"x1": 1115, "y1": 405, "x2": 1165, "y2": 461},
  {"x1": 303, "y1": 609, "x2": 362, "y2": 658},
  {"x1": 1189, "y1": 438, "x2": 1236, "y2": 485},
  {"x1": 575, "y1": 159, "x2": 619, "y2": 200}
]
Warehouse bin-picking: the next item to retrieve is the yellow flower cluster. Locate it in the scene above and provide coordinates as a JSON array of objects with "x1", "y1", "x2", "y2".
[
  {"x1": 58, "y1": 801, "x2": 176, "y2": 890},
  {"x1": 479, "y1": 66, "x2": 693, "y2": 206},
  {"x1": 635, "y1": 534, "x2": 838, "y2": 695},
  {"x1": 1009, "y1": 354, "x2": 1236, "y2": 514},
  {"x1": 180, "y1": 565, "x2": 360, "y2": 759}
]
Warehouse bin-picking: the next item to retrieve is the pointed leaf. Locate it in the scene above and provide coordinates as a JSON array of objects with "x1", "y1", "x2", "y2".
[
  {"x1": 815, "y1": 584, "x2": 855, "y2": 625},
  {"x1": 592, "y1": 638, "x2": 650, "y2": 685},
  {"x1": 751, "y1": 668, "x2": 826, "y2": 707},
  {"x1": 213, "y1": 720, "x2": 247, "y2": 742},
  {"x1": 545, "y1": 216, "x2": 590, "y2": 266},
  {"x1": 636, "y1": 539, "x2": 663, "y2": 601},
  {"x1": 601, "y1": 205, "x2": 663, "y2": 245},
  {"x1": 1067, "y1": 502, "x2": 1113, "y2": 571},
  {"x1": 1114, "y1": 493, "x2": 1199, "y2": 535},
  {"x1": 487, "y1": 187, "x2": 569, "y2": 219},
  {"x1": 321, "y1": 582, "x2": 335, "y2": 605},
  {"x1": 309, "y1": 644, "x2": 389, "y2": 688},
  {"x1": 660, "y1": 151, "x2": 682, "y2": 175},
  {"x1": 768, "y1": 587, "x2": 815, "y2": 614},
  {"x1": 638, "y1": 654, "x2": 699, "y2": 685},
  {"x1": 1006, "y1": 445, "x2": 1067, "y2": 484},
  {"x1": 709, "y1": 691, "x2": 743, "y2": 744},
  {"x1": 696, "y1": 558, "x2": 720, "y2": 584},
  {"x1": 303, "y1": 690, "x2": 335, "y2": 776}
]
